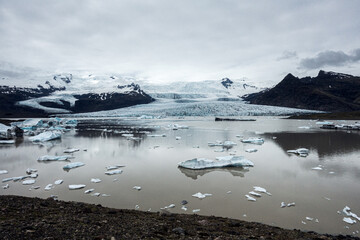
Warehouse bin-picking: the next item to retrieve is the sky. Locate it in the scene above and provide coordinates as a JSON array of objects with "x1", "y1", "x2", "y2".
[{"x1": 0, "y1": 0, "x2": 360, "y2": 85}]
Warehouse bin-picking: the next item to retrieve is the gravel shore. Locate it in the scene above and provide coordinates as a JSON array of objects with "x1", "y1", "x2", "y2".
[{"x1": 0, "y1": 195, "x2": 358, "y2": 239}]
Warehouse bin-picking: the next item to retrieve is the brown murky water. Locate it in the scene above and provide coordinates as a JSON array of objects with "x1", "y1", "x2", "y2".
[{"x1": 1, "y1": 117, "x2": 360, "y2": 236}]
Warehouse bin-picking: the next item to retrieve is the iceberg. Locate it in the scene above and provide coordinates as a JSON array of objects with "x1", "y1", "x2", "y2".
[
  {"x1": 29, "y1": 131, "x2": 61, "y2": 142},
  {"x1": 38, "y1": 155, "x2": 72, "y2": 161},
  {"x1": 343, "y1": 217, "x2": 356, "y2": 225},
  {"x1": 178, "y1": 156, "x2": 254, "y2": 170},
  {"x1": 342, "y1": 206, "x2": 360, "y2": 221},
  {"x1": 241, "y1": 138, "x2": 264, "y2": 145},
  {"x1": 69, "y1": 184, "x2": 86, "y2": 190},
  {"x1": 287, "y1": 148, "x2": 309, "y2": 157},
  {"x1": 105, "y1": 169, "x2": 123, "y2": 175},
  {"x1": 63, "y1": 162, "x2": 85, "y2": 170},
  {"x1": 63, "y1": 148, "x2": 80, "y2": 153},
  {"x1": 192, "y1": 192, "x2": 212, "y2": 199}
]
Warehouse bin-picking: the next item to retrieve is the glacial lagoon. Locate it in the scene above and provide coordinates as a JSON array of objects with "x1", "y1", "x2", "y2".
[{"x1": 1, "y1": 117, "x2": 360, "y2": 236}]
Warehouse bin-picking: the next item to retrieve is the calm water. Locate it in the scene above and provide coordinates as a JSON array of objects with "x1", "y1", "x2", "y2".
[{"x1": 1, "y1": 117, "x2": 360, "y2": 236}]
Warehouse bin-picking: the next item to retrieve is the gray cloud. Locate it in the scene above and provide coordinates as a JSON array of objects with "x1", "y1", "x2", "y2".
[
  {"x1": 277, "y1": 51, "x2": 298, "y2": 61},
  {"x1": 300, "y1": 49, "x2": 360, "y2": 69}
]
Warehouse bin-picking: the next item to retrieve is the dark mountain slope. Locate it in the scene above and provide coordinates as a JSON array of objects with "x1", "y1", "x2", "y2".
[{"x1": 243, "y1": 70, "x2": 360, "y2": 112}]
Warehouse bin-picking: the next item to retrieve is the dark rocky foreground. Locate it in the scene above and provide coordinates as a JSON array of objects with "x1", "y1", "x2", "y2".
[{"x1": 0, "y1": 195, "x2": 358, "y2": 240}]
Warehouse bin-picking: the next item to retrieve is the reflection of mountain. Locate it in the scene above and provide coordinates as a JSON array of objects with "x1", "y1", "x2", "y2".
[
  {"x1": 178, "y1": 167, "x2": 249, "y2": 180},
  {"x1": 265, "y1": 131, "x2": 360, "y2": 158}
]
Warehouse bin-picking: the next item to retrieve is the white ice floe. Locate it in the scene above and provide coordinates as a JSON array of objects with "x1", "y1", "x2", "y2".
[
  {"x1": 245, "y1": 149, "x2": 258, "y2": 153},
  {"x1": 106, "y1": 165, "x2": 125, "y2": 170},
  {"x1": 122, "y1": 133, "x2": 134, "y2": 137},
  {"x1": 342, "y1": 206, "x2": 360, "y2": 221},
  {"x1": 22, "y1": 179, "x2": 35, "y2": 185},
  {"x1": 281, "y1": 202, "x2": 287, "y2": 208},
  {"x1": 63, "y1": 148, "x2": 80, "y2": 153},
  {"x1": 69, "y1": 184, "x2": 86, "y2": 190},
  {"x1": 90, "y1": 178, "x2": 102, "y2": 183},
  {"x1": 192, "y1": 209, "x2": 200, "y2": 213},
  {"x1": 306, "y1": 217, "x2": 314, "y2": 221},
  {"x1": 175, "y1": 136, "x2": 181, "y2": 140},
  {"x1": 101, "y1": 194, "x2": 110, "y2": 197},
  {"x1": 135, "y1": 205, "x2": 140, "y2": 210},
  {"x1": 227, "y1": 191, "x2": 232, "y2": 194},
  {"x1": 161, "y1": 204, "x2": 175, "y2": 209},
  {"x1": 63, "y1": 162, "x2": 85, "y2": 170},
  {"x1": 26, "y1": 168, "x2": 37, "y2": 174},
  {"x1": 208, "y1": 141, "x2": 237, "y2": 147},
  {"x1": 45, "y1": 184, "x2": 53, "y2": 190},
  {"x1": 245, "y1": 195, "x2": 256, "y2": 202},
  {"x1": 105, "y1": 169, "x2": 123, "y2": 175},
  {"x1": 2, "y1": 184, "x2": 9, "y2": 189},
  {"x1": 287, "y1": 202, "x2": 296, "y2": 207},
  {"x1": 241, "y1": 138, "x2": 264, "y2": 145},
  {"x1": 316, "y1": 121, "x2": 333, "y2": 125},
  {"x1": 178, "y1": 156, "x2": 254, "y2": 170},
  {"x1": 92, "y1": 192, "x2": 101, "y2": 197},
  {"x1": 223, "y1": 141, "x2": 237, "y2": 147},
  {"x1": 343, "y1": 217, "x2": 357, "y2": 225},
  {"x1": 0, "y1": 140, "x2": 15, "y2": 144},
  {"x1": 147, "y1": 134, "x2": 166, "y2": 137},
  {"x1": 54, "y1": 179, "x2": 63, "y2": 185},
  {"x1": 84, "y1": 189, "x2": 95, "y2": 194},
  {"x1": 181, "y1": 206, "x2": 188, "y2": 211},
  {"x1": 312, "y1": 166, "x2": 323, "y2": 170},
  {"x1": 253, "y1": 186, "x2": 272, "y2": 196},
  {"x1": 38, "y1": 155, "x2": 72, "y2": 161},
  {"x1": 192, "y1": 192, "x2": 212, "y2": 199},
  {"x1": 0, "y1": 170, "x2": 8, "y2": 175},
  {"x1": 287, "y1": 148, "x2": 309, "y2": 157},
  {"x1": 249, "y1": 191, "x2": 261, "y2": 197},
  {"x1": 133, "y1": 186, "x2": 142, "y2": 191},
  {"x1": 29, "y1": 131, "x2": 61, "y2": 142},
  {"x1": 298, "y1": 126, "x2": 311, "y2": 129}
]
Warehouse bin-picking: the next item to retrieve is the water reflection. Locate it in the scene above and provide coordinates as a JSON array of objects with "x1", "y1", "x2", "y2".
[{"x1": 178, "y1": 167, "x2": 249, "y2": 180}]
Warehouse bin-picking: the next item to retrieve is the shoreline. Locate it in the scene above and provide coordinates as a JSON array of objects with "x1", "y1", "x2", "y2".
[{"x1": 0, "y1": 195, "x2": 358, "y2": 239}]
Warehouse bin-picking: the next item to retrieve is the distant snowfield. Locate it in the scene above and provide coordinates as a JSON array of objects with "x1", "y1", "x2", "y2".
[{"x1": 67, "y1": 98, "x2": 319, "y2": 117}]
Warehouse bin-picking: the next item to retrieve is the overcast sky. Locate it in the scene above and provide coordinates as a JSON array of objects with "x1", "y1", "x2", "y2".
[{"x1": 0, "y1": 0, "x2": 359, "y2": 84}]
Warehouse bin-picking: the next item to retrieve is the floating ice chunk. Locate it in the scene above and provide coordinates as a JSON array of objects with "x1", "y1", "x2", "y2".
[
  {"x1": 241, "y1": 138, "x2": 264, "y2": 145},
  {"x1": 192, "y1": 145, "x2": 200, "y2": 148},
  {"x1": 32, "y1": 186, "x2": 40, "y2": 190},
  {"x1": 249, "y1": 191, "x2": 261, "y2": 197},
  {"x1": 54, "y1": 179, "x2": 63, "y2": 185},
  {"x1": 147, "y1": 134, "x2": 166, "y2": 137},
  {"x1": 161, "y1": 204, "x2": 175, "y2": 209},
  {"x1": 29, "y1": 131, "x2": 61, "y2": 142},
  {"x1": 91, "y1": 178, "x2": 101, "y2": 183},
  {"x1": 329, "y1": 171, "x2": 335, "y2": 174},
  {"x1": 245, "y1": 195, "x2": 256, "y2": 202},
  {"x1": 2, "y1": 177, "x2": 13, "y2": 183},
  {"x1": 324, "y1": 197, "x2": 331, "y2": 201},
  {"x1": 106, "y1": 165, "x2": 125, "y2": 170},
  {"x1": 208, "y1": 141, "x2": 224, "y2": 147},
  {"x1": 105, "y1": 169, "x2": 123, "y2": 175},
  {"x1": 298, "y1": 126, "x2": 310, "y2": 129},
  {"x1": 227, "y1": 191, "x2": 232, "y2": 194},
  {"x1": 343, "y1": 206, "x2": 360, "y2": 221},
  {"x1": 175, "y1": 136, "x2": 181, "y2": 140},
  {"x1": 133, "y1": 186, "x2": 142, "y2": 191},
  {"x1": 84, "y1": 188, "x2": 94, "y2": 194},
  {"x1": 63, "y1": 148, "x2": 80, "y2": 153},
  {"x1": 315, "y1": 219, "x2": 319, "y2": 223},
  {"x1": 192, "y1": 192, "x2": 212, "y2": 199},
  {"x1": 178, "y1": 156, "x2": 254, "y2": 170},
  {"x1": 63, "y1": 162, "x2": 85, "y2": 170},
  {"x1": 306, "y1": 217, "x2": 314, "y2": 221},
  {"x1": 122, "y1": 133, "x2": 134, "y2": 137},
  {"x1": 135, "y1": 205, "x2": 140, "y2": 210},
  {"x1": 281, "y1": 202, "x2": 286, "y2": 208},
  {"x1": 0, "y1": 170, "x2": 8, "y2": 175},
  {"x1": 301, "y1": 221, "x2": 306, "y2": 225},
  {"x1": 45, "y1": 184, "x2": 53, "y2": 190},
  {"x1": 38, "y1": 155, "x2": 72, "y2": 161},
  {"x1": 12, "y1": 176, "x2": 28, "y2": 181},
  {"x1": 287, "y1": 202, "x2": 296, "y2": 207},
  {"x1": 223, "y1": 141, "x2": 237, "y2": 147},
  {"x1": 22, "y1": 179, "x2": 35, "y2": 185},
  {"x1": 0, "y1": 140, "x2": 15, "y2": 144},
  {"x1": 181, "y1": 206, "x2": 188, "y2": 211},
  {"x1": 69, "y1": 184, "x2": 86, "y2": 190},
  {"x1": 2, "y1": 184, "x2": 9, "y2": 189},
  {"x1": 29, "y1": 173, "x2": 38, "y2": 178},
  {"x1": 92, "y1": 192, "x2": 100, "y2": 197},
  {"x1": 26, "y1": 168, "x2": 37, "y2": 174},
  {"x1": 245, "y1": 149, "x2": 258, "y2": 153},
  {"x1": 316, "y1": 121, "x2": 333, "y2": 125},
  {"x1": 192, "y1": 209, "x2": 200, "y2": 213},
  {"x1": 287, "y1": 148, "x2": 309, "y2": 157},
  {"x1": 343, "y1": 217, "x2": 357, "y2": 225},
  {"x1": 101, "y1": 194, "x2": 110, "y2": 197},
  {"x1": 214, "y1": 148, "x2": 224, "y2": 152},
  {"x1": 312, "y1": 166, "x2": 323, "y2": 170},
  {"x1": 253, "y1": 186, "x2": 271, "y2": 195},
  {"x1": 272, "y1": 137, "x2": 277, "y2": 139}
]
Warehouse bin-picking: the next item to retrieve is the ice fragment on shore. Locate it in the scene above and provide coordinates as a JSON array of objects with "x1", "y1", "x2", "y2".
[
  {"x1": 133, "y1": 186, "x2": 141, "y2": 191},
  {"x1": 0, "y1": 170, "x2": 8, "y2": 175},
  {"x1": 63, "y1": 162, "x2": 85, "y2": 170},
  {"x1": 245, "y1": 149, "x2": 258, "y2": 153},
  {"x1": 135, "y1": 205, "x2": 140, "y2": 210},
  {"x1": 54, "y1": 180, "x2": 63, "y2": 185},
  {"x1": 343, "y1": 217, "x2": 357, "y2": 225},
  {"x1": 249, "y1": 191, "x2": 261, "y2": 197},
  {"x1": 241, "y1": 138, "x2": 264, "y2": 145},
  {"x1": 91, "y1": 178, "x2": 101, "y2": 183},
  {"x1": 29, "y1": 131, "x2": 61, "y2": 142},
  {"x1": 22, "y1": 179, "x2": 35, "y2": 185},
  {"x1": 287, "y1": 148, "x2": 309, "y2": 157},
  {"x1": 245, "y1": 195, "x2": 256, "y2": 202},
  {"x1": 178, "y1": 156, "x2": 254, "y2": 170},
  {"x1": 38, "y1": 155, "x2": 72, "y2": 161},
  {"x1": 45, "y1": 184, "x2": 53, "y2": 190},
  {"x1": 69, "y1": 184, "x2": 86, "y2": 190},
  {"x1": 192, "y1": 192, "x2": 212, "y2": 199},
  {"x1": 84, "y1": 189, "x2": 94, "y2": 194},
  {"x1": 253, "y1": 186, "x2": 271, "y2": 196},
  {"x1": 105, "y1": 169, "x2": 123, "y2": 175},
  {"x1": 63, "y1": 148, "x2": 80, "y2": 153}
]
